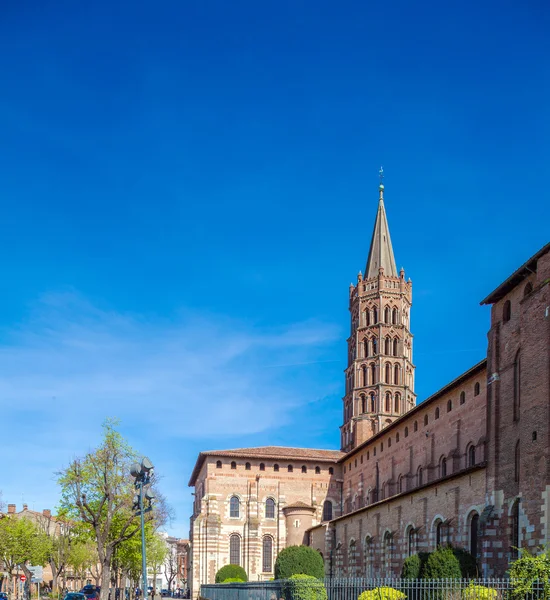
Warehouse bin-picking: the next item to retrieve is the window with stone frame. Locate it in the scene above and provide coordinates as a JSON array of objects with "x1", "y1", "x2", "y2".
[
  {"x1": 262, "y1": 536, "x2": 273, "y2": 572},
  {"x1": 470, "y1": 513, "x2": 479, "y2": 559},
  {"x1": 322, "y1": 500, "x2": 333, "y2": 521},
  {"x1": 408, "y1": 527, "x2": 417, "y2": 556},
  {"x1": 229, "y1": 496, "x2": 240, "y2": 518},
  {"x1": 440, "y1": 456, "x2": 447, "y2": 477},
  {"x1": 229, "y1": 534, "x2": 240, "y2": 565},
  {"x1": 265, "y1": 497, "x2": 276, "y2": 519},
  {"x1": 468, "y1": 444, "x2": 476, "y2": 467}
]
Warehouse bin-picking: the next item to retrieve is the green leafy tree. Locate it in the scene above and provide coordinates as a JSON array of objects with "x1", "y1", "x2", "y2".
[
  {"x1": 0, "y1": 516, "x2": 52, "y2": 596},
  {"x1": 274, "y1": 546, "x2": 324, "y2": 580},
  {"x1": 147, "y1": 534, "x2": 169, "y2": 595},
  {"x1": 509, "y1": 548, "x2": 550, "y2": 600},
  {"x1": 57, "y1": 420, "x2": 168, "y2": 600},
  {"x1": 215, "y1": 565, "x2": 248, "y2": 583},
  {"x1": 68, "y1": 540, "x2": 99, "y2": 588},
  {"x1": 116, "y1": 522, "x2": 155, "y2": 589}
]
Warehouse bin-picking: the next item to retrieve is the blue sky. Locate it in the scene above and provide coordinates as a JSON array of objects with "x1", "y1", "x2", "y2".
[{"x1": 0, "y1": 0, "x2": 548, "y2": 536}]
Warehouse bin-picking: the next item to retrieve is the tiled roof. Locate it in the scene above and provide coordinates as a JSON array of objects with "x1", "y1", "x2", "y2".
[{"x1": 188, "y1": 446, "x2": 344, "y2": 486}]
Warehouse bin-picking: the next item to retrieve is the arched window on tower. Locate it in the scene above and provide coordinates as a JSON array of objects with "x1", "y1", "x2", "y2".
[
  {"x1": 393, "y1": 338, "x2": 398, "y2": 356},
  {"x1": 392, "y1": 307, "x2": 398, "y2": 325},
  {"x1": 385, "y1": 306, "x2": 390, "y2": 323},
  {"x1": 417, "y1": 466, "x2": 423, "y2": 486},
  {"x1": 385, "y1": 392, "x2": 391, "y2": 412},
  {"x1": 372, "y1": 338, "x2": 378, "y2": 355},
  {"x1": 265, "y1": 498, "x2": 276, "y2": 519},
  {"x1": 385, "y1": 363, "x2": 391, "y2": 383},
  {"x1": 362, "y1": 365, "x2": 368, "y2": 387},
  {"x1": 474, "y1": 382, "x2": 481, "y2": 396},
  {"x1": 394, "y1": 393, "x2": 400, "y2": 413},
  {"x1": 370, "y1": 363, "x2": 376, "y2": 384},
  {"x1": 440, "y1": 456, "x2": 447, "y2": 477},
  {"x1": 369, "y1": 392, "x2": 376, "y2": 412},
  {"x1": 460, "y1": 391, "x2": 466, "y2": 405},
  {"x1": 366, "y1": 309, "x2": 371, "y2": 326},
  {"x1": 364, "y1": 339, "x2": 369, "y2": 358},
  {"x1": 361, "y1": 395, "x2": 367, "y2": 413},
  {"x1": 385, "y1": 337, "x2": 391, "y2": 355},
  {"x1": 216, "y1": 460, "x2": 222, "y2": 469},
  {"x1": 373, "y1": 307, "x2": 378, "y2": 323},
  {"x1": 394, "y1": 364, "x2": 400, "y2": 384}
]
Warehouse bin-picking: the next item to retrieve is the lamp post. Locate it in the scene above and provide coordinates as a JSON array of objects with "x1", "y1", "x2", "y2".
[{"x1": 130, "y1": 458, "x2": 155, "y2": 600}]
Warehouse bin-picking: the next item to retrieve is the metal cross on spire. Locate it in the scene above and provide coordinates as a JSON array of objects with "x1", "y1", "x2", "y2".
[{"x1": 379, "y1": 166, "x2": 384, "y2": 184}]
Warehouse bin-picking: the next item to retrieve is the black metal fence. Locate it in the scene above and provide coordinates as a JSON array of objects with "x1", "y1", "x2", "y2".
[{"x1": 200, "y1": 577, "x2": 549, "y2": 600}]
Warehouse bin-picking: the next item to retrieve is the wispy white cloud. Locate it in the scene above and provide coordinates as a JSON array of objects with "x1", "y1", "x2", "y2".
[{"x1": 0, "y1": 290, "x2": 341, "y2": 528}]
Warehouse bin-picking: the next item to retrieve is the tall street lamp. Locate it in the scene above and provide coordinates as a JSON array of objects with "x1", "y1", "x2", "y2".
[{"x1": 130, "y1": 458, "x2": 155, "y2": 600}]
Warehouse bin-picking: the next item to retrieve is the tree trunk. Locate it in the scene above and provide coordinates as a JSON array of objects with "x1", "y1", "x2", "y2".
[
  {"x1": 99, "y1": 549, "x2": 113, "y2": 600},
  {"x1": 49, "y1": 559, "x2": 61, "y2": 593}
]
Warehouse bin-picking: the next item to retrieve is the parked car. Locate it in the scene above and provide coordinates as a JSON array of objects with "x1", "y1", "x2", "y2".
[
  {"x1": 65, "y1": 593, "x2": 87, "y2": 600},
  {"x1": 80, "y1": 586, "x2": 101, "y2": 600},
  {"x1": 161, "y1": 591, "x2": 169, "y2": 597}
]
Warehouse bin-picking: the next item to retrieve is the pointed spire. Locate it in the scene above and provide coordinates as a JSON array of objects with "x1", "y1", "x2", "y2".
[{"x1": 365, "y1": 169, "x2": 398, "y2": 278}]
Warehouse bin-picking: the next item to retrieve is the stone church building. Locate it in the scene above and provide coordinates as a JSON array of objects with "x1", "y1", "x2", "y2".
[{"x1": 188, "y1": 180, "x2": 550, "y2": 595}]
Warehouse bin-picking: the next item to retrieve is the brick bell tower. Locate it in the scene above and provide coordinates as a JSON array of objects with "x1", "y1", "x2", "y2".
[{"x1": 341, "y1": 170, "x2": 416, "y2": 452}]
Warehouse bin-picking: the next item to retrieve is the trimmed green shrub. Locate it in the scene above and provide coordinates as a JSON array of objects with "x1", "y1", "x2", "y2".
[
  {"x1": 421, "y1": 546, "x2": 462, "y2": 579},
  {"x1": 358, "y1": 587, "x2": 406, "y2": 600},
  {"x1": 462, "y1": 583, "x2": 498, "y2": 600},
  {"x1": 452, "y1": 547, "x2": 478, "y2": 578},
  {"x1": 509, "y1": 548, "x2": 550, "y2": 600},
  {"x1": 401, "y1": 553, "x2": 430, "y2": 579},
  {"x1": 274, "y1": 545, "x2": 325, "y2": 580},
  {"x1": 222, "y1": 578, "x2": 245, "y2": 583},
  {"x1": 215, "y1": 564, "x2": 248, "y2": 583},
  {"x1": 286, "y1": 574, "x2": 327, "y2": 600}
]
